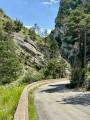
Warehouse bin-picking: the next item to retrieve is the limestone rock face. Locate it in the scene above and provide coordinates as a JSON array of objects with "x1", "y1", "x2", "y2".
[
  {"x1": 12, "y1": 33, "x2": 46, "y2": 65},
  {"x1": 54, "y1": 0, "x2": 81, "y2": 61},
  {"x1": 54, "y1": 0, "x2": 90, "y2": 88}
]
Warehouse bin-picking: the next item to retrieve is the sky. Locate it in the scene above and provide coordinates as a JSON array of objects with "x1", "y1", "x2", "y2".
[{"x1": 0, "y1": 0, "x2": 60, "y2": 32}]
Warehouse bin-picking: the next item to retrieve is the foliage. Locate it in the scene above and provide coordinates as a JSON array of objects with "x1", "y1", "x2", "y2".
[
  {"x1": 49, "y1": 40, "x2": 60, "y2": 60},
  {"x1": 0, "y1": 30, "x2": 22, "y2": 84},
  {"x1": 86, "y1": 71, "x2": 90, "y2": 90},
  {"x1": 56, "y1": 0, "x2": 82, "y2": 27},
  {"x1": 29, "y1": 29, "x2": 36, "y2": 41},
  {"x1": 14, "y1": 19, "x2": 23, "y2": 32},
  {"x1": 55, "y1": 0, "x2": 90, "y2": 88},
  {"x1": 0, "y1": 8, "x2": 4, "y2": 14},
  {"x1": 83, "y1": 0, "x2": 90, "y2": 13},
  {"x1": 24, "y1": 36, "x2": 29, "y2": 43},
  {"x1": 84, "y1": 64, "x2": 90, "y2": 90},
  {"x1": 4, "y1": 21, "x2": 13, "y2": 33},
  {"x1": 45, "y1": 58, "x2": 67, "y2": 79},
  {"x1": 0, "y1": 84, "x2": 25, "y2": 120},
  {"x1": 28, "y1": 88, "x2": 37, "y2": 120},
  {"x1": 63, "y1": 7, "x2": 90, "y2": 87},
  {"x1": 22, "y1": 69, "x2": 44, "y2": 84},
  {"x1": 45, "y1": 59, "x2": 58, "y2": 79},
  {"x1": 28, "y1": 84, "x2": 48, "y2": 120},
  {"x1": 47, "y1": 30, "x2": 55, "y2": 41},
  {"x1": 67, "y1": 82, "x2": 76, "y2": 89}
]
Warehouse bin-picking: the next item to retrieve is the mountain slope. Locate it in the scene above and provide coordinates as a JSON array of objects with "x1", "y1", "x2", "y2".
[
  {"x1": 0, "y1": 8, "x2": 49, "y2": 84},
  {"x1": 0, "y1": 8, "x2": 71, "y2": 84},
  {"x1": 54, "y1": 0, "x2": 90, "y2": 89}
]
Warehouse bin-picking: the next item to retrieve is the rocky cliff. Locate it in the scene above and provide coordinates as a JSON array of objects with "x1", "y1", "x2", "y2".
[
  {"x1": 55, "y1": 0, "x2": 82, "y2": 62},
  {"x1": 54, "y1": 0, "x2": 90, "y2": 88}
]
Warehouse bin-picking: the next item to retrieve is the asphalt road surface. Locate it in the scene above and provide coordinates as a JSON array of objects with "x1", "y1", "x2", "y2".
[{"x1": 34, "y1": 80, "x2": 90, "y2": 120}]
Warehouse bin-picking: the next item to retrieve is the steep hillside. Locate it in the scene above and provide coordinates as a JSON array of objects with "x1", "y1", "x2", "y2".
[
  {"x1": 0, "y1": 8, "x2": 71, "y2": 84},
  {"x1": 0, "y1": 9, "x2": 47, "y2": 66},
  {"x1": 55, "y1": 0, "x2": 83, "y2": 59},
  {"x1": 0, "y1": 8, "x2": 50, "y2": 84},
  {"x1": 54, "y1": 0, "x2": 90, "y2": 89}
]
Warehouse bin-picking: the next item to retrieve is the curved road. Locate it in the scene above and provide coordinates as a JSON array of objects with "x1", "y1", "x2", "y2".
[{"x1": 34, "y1": 80, "x2": 90, "y2": 120}]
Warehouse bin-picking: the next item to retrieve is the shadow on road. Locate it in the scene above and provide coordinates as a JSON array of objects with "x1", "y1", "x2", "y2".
[
  {"x1": 41, "y1": 83, "x2": 90, "y2": 106},
  {"x1": 41, "y1": 83, "x2": 70, "y2": 93},
  {"x1": 56, "y1": 94, "x2": 90, "y2": 106}
]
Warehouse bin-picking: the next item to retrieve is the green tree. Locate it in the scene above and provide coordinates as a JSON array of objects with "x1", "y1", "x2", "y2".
[
  {"x1": 0, "y1": 51, "x2": 22, "y2": 84},
  {"x1": 56, "y1": 59, "x2": 66, "y2": 78},
  {"x1": 14, "y1": 19, "x2": 23, "y2": 32},
  {"x1": 44, "y1": 29, "x2": 48, "y2": 47},
  {"x1": 24, "y1": 36, "x2": 28, "y2": 42},
  {"x1": 83, "y1": 0, "x2": 90, "y2": 13},
  {"x1": 4, "y1": 21, "x2": 13, "y2": 33},
  {"x1": 50, "y1": 40, "x2": 60, "y2": 60},
  {"x1": 63, "y1": 8, "x2": 90, "y2": 87},
  {"x1": 29, "y1": 29, "x2": 36, "y2": 41},
  {"x1": 47, "y1": 58, "x2": 58, "y2": 79},
  {"x1": 45, "y1": 58, "x2": 67, "y2": 79},
  {"x1": 0, "y1": 29, "x2": 4, "y2": 41},
  {"x1": 0, "y1": 33, "x2": 22, "y2": 84}
]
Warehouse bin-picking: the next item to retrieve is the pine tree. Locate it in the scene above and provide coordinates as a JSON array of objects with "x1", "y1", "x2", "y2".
[
  {"x1": 14, "y1": 19, "x2": 23, "y2": 32},
  {"x1": 0, "y1": 32, "x2": 22, "y2": 84},
  {"x1": 47, "y1": 58, "x2": 58, "y2": 79},
  {"x1": 4, "y1": 21, "x2": 13, "y2": 33},
  {"x1": 63, "y1": 7, "x2": 90, "y2": 87},
  {"x1": 50, "y1": 40, "x2": 60, "y2": 60}
]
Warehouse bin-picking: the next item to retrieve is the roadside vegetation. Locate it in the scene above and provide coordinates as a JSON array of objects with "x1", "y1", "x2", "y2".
[
  {"x1": 28, "y1": 87, "x2": 38, "y2": 120},
  {"x1": 28, "y1": 84, "x2": 47, "y2": 120},
  {"x1": 0, "y1": 84, "x2": 25, "y2": 120}
]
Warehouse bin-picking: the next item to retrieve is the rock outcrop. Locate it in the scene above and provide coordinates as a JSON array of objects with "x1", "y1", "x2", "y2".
[
  {"x1": 54, "y1": 0, "x2": 82, "y2": 61},
  {"x1": 12, "y1": 33, "x2": 46, "y2": 66},
  {"x1": 54, "y1": 0, "x2": 90, "y2": 88}
]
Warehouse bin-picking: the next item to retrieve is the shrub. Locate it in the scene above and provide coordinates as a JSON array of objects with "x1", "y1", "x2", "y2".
[
  {"x1": 84, "y1": 65, "x2": 90, "y2": 90},
  {"x1": 22, "y1": 69, "x2": 44, "y2": 84},
  {"x1": 67, "y1": 82, "x2": 76, "y2": 89}
]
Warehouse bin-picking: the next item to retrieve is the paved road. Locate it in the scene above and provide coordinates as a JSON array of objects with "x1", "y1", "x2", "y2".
[
  {"x1": 34, "y1": 80, "x2": 90, "y2": 120},
  {"x1": 14, "y1": 79, "x2": 65, "y2": 120}
]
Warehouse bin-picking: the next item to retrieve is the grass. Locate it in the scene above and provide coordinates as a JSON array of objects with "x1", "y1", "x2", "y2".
[
  {"x1": 0, "y1": 84, "x2": 26, "y2": 120},
  {"x1": 28, "y1": 83, "x2": 47, "y2": 120},
  {"x1": 28, "y1": 88, "x2": 37, "y2": 120}
]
